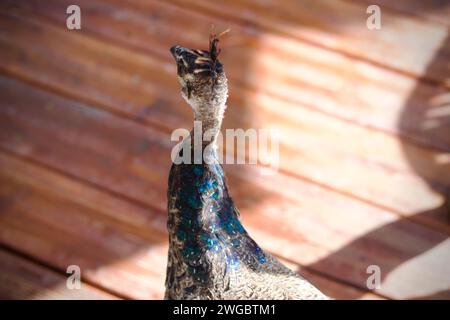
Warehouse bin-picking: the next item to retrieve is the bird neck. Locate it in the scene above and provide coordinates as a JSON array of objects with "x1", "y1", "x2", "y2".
[{"x1": 191, "y1": 102, "x2": 225, "y2": 148}]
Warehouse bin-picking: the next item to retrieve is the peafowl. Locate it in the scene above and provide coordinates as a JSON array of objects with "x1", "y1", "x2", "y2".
[{"x1": 165, "y1": 34, "x2": 329, "y2": 300}]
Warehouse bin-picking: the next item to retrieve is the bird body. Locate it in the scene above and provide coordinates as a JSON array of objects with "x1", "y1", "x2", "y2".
[{"x1": 165, "y1": 39, "x2": 328, "y2": 300}]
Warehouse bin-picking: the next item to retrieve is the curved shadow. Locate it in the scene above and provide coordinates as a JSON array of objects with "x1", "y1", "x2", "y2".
[{"x1": 308, "y1": 32, "x2": 450, "y2": 300}]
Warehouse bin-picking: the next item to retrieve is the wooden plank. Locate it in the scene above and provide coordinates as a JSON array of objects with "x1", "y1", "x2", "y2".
[
  {"x1": 6, "y1": 0, "x2": 450, "y2": 152},
  {"x1": 0, "y1": 248, "x2": 118, "y2": 299},
  {"x1": 0, "y1": 152, "x2": 384, "y2": 300},
  {"x1": 158, "y1": 0, "x2": 450, "y2": 85},
  {"x1": 354, "y1": 0, "x2": 450, "y2": 26},
  {"x1": 1, "y1": 77, "x2": 449, "y2": 299},
  {"x1": 0, "y1": 155, "x2": 167, "y2": 299},
  {"x1": 0, "y1": 9, "x2": 448, "y2": 232},
  {"x1": 279, "y1": 259, "x2": 383, "y2": 300},
  {"x1": 0, "y1": 152, "x2": 386, "y2": 300}
]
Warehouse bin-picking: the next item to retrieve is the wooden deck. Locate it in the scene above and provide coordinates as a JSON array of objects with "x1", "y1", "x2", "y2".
[{"x1": 0, "y1": 0, "x2": 449, "y2": 300}]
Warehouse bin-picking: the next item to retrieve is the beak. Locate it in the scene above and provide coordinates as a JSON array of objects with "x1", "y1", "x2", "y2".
[{"x1": 170, "y1": 45, "x2": 187, "y2": 59}]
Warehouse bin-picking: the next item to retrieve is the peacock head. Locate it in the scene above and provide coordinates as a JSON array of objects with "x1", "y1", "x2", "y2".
[{"x1": 170, "y1": 36, "x2": 228, "y2": 114}]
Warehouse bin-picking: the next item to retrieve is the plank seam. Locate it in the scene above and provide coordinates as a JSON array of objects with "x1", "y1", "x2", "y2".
[
  {"x1": 344, "y1": 0, "x2": 450, "y2": 27},
  {"x1": 0, "y1": 139, "x2": 446, "y2": 299},
  {"x1": 0, "y1": 149, "x2": 384, "y2": 299},
  {"x1": 2, "y1": 6, "x2": 450, "y2": 154},
  {"x1": 0, "y1": 243, "x2": 127, "y2": 300},
  {"x1": 154, "y1": 0, "x2": 450, "y2": 89},
  {"x1": 0, "y1": 71, "x2": 448, "y2": 236},
  {"x1": 1, "y1": 7, "x2": 449, "y2": 154},
  {"x1": 275, "y1": 254, "x2": 389, "y2": 300}
]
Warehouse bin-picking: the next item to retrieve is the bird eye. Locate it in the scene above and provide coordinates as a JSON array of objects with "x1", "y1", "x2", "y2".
[{"x1": 177, "y1": 56, "x2": 188, "y2": 68}]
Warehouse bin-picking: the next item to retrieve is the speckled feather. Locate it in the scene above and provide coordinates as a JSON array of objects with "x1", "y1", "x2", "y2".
[{"x1": 165, "y1": 37, "x2": 329, "y2": 300}]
